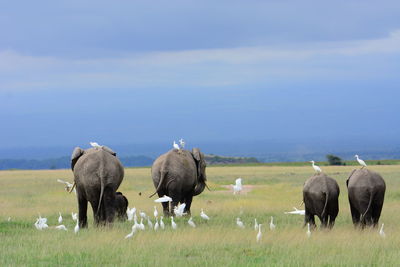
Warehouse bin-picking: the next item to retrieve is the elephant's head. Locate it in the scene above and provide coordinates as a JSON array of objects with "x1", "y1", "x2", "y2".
[
  {"x1": 115, "y1": 192, "x2": 129, "y2": 221},
  {"x1": 191, "y1": 148, "x2": 207, "y2": 196},
  {"x1": 71, "y1": 147, "x2": 84, "y2": 171}
]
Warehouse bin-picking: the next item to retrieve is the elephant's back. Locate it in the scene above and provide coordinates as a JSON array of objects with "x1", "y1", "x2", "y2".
[
  {"x1": 347, "y1": 169, "x2": 385, "y2": 190},
  {"x1": 163, "y1": 150, "x2": 196, "y2": 176}
]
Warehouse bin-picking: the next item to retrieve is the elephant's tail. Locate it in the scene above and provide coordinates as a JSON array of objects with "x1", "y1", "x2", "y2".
[
  {"x1": 360, "y1": 190, "x2": 374, "y2": 222},
  {"x1": 321, "y1": 192, "x2": 329, "y2": 218},
  {"x1": 96, "y1": 173, "x2": 105, "y2": 216},
  {"x1": 149, "y1": 171, "x2": 167, "y2": 198}
]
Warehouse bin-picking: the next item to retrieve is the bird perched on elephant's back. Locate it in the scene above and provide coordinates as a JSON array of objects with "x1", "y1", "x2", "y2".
[
  {"x1": 71, "y1": 146, "x2": 128, "y2": 228},
  {"x1": 347, "y1": 168, "x2": 385, "y2": 228},
  {"x1": 150, "y1": 148, "x2": 208, "y2": 216},
  {"x1": 303, "y1": 173, "x2": 340, "y2": 229}
]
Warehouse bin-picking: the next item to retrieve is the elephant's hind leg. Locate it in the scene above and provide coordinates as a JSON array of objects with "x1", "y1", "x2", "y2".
[
  {"x1": 103, "y1": 186, "x2": 116, "y2": 225},
  {"x1": 77, "y1": 188, "x2": 88, "y2": 228}
]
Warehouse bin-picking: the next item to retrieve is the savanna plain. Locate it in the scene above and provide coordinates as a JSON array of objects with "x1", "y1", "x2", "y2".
[{"x1": 1, "y1": 165, "x2": 399, "y2": 266}]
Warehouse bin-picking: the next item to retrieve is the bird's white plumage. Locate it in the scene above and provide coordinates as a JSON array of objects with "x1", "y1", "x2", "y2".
[
  {"x1": 256, "y1": 224, "x2": 262, "y2": 242},
  {"x1": 127, "y1": 207, "x2": 136, "y2": 221},
  {"x1": 74, "y1": 220, "x2": 79, "y2": 234},
  {"x1": 188, "y1": 217, "x2": 196, "y2": 228},
  {"x1": 139, "y1": 211, "x2": 147, "y2": 219},
  {"x1": 284, "y1": 207, "x2": 306, "y2": 215},
  {"x1": 174, "y1": 203, "x2": 187, "y2": 217},
  {"x1": 71, "y1": 212, "x2": 78, "y2": 221},
  {"x1": 179, "y1": 139, "x2": 185, "y2": 149},
  {"x1": 232, "y1": 178, "x2": 243, "y2": 194},
  {"x1": 236, "y1": 217, "x2": 245, "y2": 229},
  {"x1": 306, "y1": 223, "x2": 311, "y2": 238},
  {"x1": 147, "y1": 218, "x2": 153, "y2": 229},
  {"x1": 355, "y1": 155, "x2": 367, "y2": 167},
  {"x1": 55, "y1": 225, "x2": 67, "y2": 231},
  {"x1": 90, "y1": 142, "x2": 101, "y2": 148},
  {"x1": 154, "y1": 195, "x2": 173, "y2": 203},
  {"x1": 379, "y1": 223, "x2": 385, "y2": 238},
  {"x1": 173, "y1": 141, "x2": 180, "y2": 150},
  {"x1": 254, "y1": 218, "x2": 259, "y2": 231},
  {"x1": 34, "y1": 215, "x2": 49, "y2": 230},
  {"x1": 58, "y1": 212, "x2": 63, "y2": 224},
  {"x1": 160, "y1": 216, "x2": 165, "y2": 230},
  {"x1": 57, "y1": 179, "x2": 76, "y2": 194},
  {"x1": 200, "y1": 209, "x2": 210, "y2": 220},
  {"x1": 310, "y1": 160, "x2": 322, "y2": 173},
  {"x1": 171, "y1": 217, "x2": 177, "y2": 230},
  {"x1": 269, "y1": 216, "x2": 276, "y2": 231},
  {"x1": 153, "y1": 206, "x2": 158, "y2": 218},
  {"x1": 154, "y1": 218, "x2": 159, "y2": 231},
  {"x1": 139, "y1": 218, "x2": 145, "y2": 230}
]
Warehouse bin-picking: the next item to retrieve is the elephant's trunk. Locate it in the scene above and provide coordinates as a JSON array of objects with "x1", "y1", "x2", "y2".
[{"x1": 193, "y1": 180, "x2": 206, "y2": 196}]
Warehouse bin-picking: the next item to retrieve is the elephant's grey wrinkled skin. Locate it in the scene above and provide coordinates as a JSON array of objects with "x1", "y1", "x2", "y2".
[
  {"x1": 71, "y1": 146, "x2": 126, "y2": 228},
  {"x1": 347, "y1": 168, "x2": 386, "y2": 228},
  {"x1": 115, "y1": 192, "x2": 129, "y2": 221},
  {"x1": 150, "y1": 148, "x2": 207, "y2": 216},
  {"x1": 303, "y1": 173, "x2": 340, "y2": 229}
]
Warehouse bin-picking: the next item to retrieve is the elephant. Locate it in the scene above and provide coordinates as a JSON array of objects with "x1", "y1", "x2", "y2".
[
  {"x1": 347, "y1": 168, "x2": 386, "y2": 228},
  {"x1": 150, "y1": 148, "x2": 208, "y2": 216},
  {"x1": 71, "y1": 146, "x2": 127, "y2": 228},
  {"x1": 303, "y1": 173, "x2": 340, "y2": 228}
]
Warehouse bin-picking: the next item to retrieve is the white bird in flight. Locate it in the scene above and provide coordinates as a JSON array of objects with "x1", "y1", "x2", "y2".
[
  {"x1": 310, "y1": 160, "x2": 322, "y2": 174},
  {"x1": 284, "y1": 207, "x2": 305, "y2": 215},
  {"x1": 174, "y1": 203, "x2": 187, "y2": 217},
  {"x1": 200, "y1": 209, "x2": 210, "y2": 220},
  {"x1": 160, "y1": 216, "x2": 165, "y2": 230},
  {"x1": 188, "y1": 217, "x2": 196, "y2": 228},
  {"x1": 74, "y1": 220, "x2": 79, "y2": 234},
  {"x1": 173, "y1": 141, "x2": 180, "y2": 150},
  {"x1": 256, "y1": 224, "x2": 262, "y2": 242},
  {"x1": 153, "y1": 206, "x2": 158, "y2": 218},
  {"x1": 236, "y1": 218, "x2": 245, "y2": 229},
  {"x1": 232, "y1": 178, "x2": 243, "y2": 194},
  {"x1": 58, "y1": 212, "x2": 63, "y2": 224},
  {"x1": 154, "y1": 195, "x2": 173, "y2": 203},
  {"x1": 55, "y1": 225, "x2": 68, "y2": 231},
  {"x1": 171, "y1": 217, "x2": 177, "y2": 230},
  {"x1": 179, "y1": 139, "x2": 185, "y2": 149},
  {"x1": 57, "y1": 179, "x2": 76, "y2": 194},
  {"x1": 270, "y1": 216, "x2": 276, "y2": 231},
  {"x1": 355, "y1": 155, "x2": 367, "y2": 168},
  {"x1": 71, "y1": 212, "x2": 78, "y2": 221},
  {"x1": 90, "y1": 142, "x2": 102, "y2": 148},
  {"x1": 379, "y1": 223, "x2": 385, "y2": 238},
  {"x1": 306, "y1": 223, "x2": 311, "y2": 238},
  {"x1": 254, "y1": 218, "x2": 259, "y2": 231}
]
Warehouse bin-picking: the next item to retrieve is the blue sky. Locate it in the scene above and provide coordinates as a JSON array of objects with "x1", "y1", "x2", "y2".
[{"x1": 1, "y1": 1, "x2": 399, "y2": 154}]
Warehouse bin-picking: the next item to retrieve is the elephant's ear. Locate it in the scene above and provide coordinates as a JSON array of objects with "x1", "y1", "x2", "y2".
[
  {"x1": 346, "y1": 169, "x2": 357, "y2": 188},
  {"x1": 71, "y1": 147, "x2": 84, "y2": 171},
  {"x1": 192, "y1": 148, "x2": 201, "y2": 161},
  {"x1": 102, "y1": 145, "x2": 117, "y2": 156}
]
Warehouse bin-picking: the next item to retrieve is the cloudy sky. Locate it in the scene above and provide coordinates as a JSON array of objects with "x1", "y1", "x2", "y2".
[{"x1": 1, "y1": 0, "x2": 399, "y2": 153}]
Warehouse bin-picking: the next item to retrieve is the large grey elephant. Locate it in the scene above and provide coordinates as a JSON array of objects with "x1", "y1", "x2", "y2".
[
  {"x1": 71, "y1": 146, "x2": 127, "y2": 228},
  {"x1": 347, "y1": 168, "x2": 386, "y2": 228},
  {"x1": 150, "y1": 148, "x2": 208, "y2": 216},
  {"x1": 303, "y1": 173, "x2": 340, "y2": 228}
]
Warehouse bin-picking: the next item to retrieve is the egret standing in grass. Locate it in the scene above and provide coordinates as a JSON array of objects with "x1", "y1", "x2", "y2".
[
  {"x1": 269, "y1": 216, "x2": 276, "y2": 231},
  {"x1": 200, "y1": 209, "x2": 210, "y2": 220},
  {"x1": 74, "y1": 220, "x2": 79, "y2": 234},
  {"x1": 153, "y1": 206, "x2": 158, "y2": 218},
  {"x1": 160, "y1": 216, "x2": 165, "y2": 230},
  {"x1": 55, "y1": 225, "x2": 68, "y2": 231},
  {"x1": 306, "y1": 223, "x2": 311, "y2": 238},
  {"x1": 154, "y1": 218, "x2": 159, "y2": 231},
  {"x1": 171, "y1": 217, "x2": 177, "y2": 230},
  {"x1": 254, "y1": 218, "x2": 259, "y2": 231},
  {"x1": 256, "y1": 224, "x2": 262, "y2": 242},
  {"x1": 71, "y1": 212, "x2": 78, "y2": 222},
  {"x1": 147, "y1": 217, "x2": 153, "y2": 229},
  {"x1": 379, "y1": 223, "x2": 385, "y2": 238},
  {"x1": 355, "y1": 155, "x2": 367, "y2": 168},
  {"x1": 310, "y1": 161, "x2": 322, "y2": 174},
  {"x1": 188, "y1": 217, "x2": 196, "y2": 228},
  {"x1": 236, "y1": 218, "x2": 245, "y2": 229},
  {"x1": 58, "y1": 212, "x2": 63, "y2": 224}
]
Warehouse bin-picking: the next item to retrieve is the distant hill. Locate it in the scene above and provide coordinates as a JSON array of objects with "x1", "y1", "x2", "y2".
[{"x1": 205, "y1": 154, "x2": 259, "y2": 165}]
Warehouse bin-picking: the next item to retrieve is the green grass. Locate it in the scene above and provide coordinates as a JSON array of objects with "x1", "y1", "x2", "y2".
[{"x1": 1, "y1": 165, "x2": 399, "y2": 266}]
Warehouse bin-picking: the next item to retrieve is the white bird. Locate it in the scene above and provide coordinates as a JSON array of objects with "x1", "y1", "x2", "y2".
[
  {"x1": 284, "y1": 207, "x2": 306, "y2": 215},
  {"x1": 160, "y1": 216, "x2": 165, "y2": 230},
  {"x1": 173, "y1": 141, "x2": 180, "y2": 150},
  {"x1": 36, "y1": 215, "x2": 48, "y2": 230},
  {"x1": 379, "y1": 223, "x2": 385, "y2": 238},
  {"x1": 236, "y1": 217, "x2": 245, "y2": 229},
  {"x1": 139, "y1": 211, "x2": 147, "y2": 219},
  {"x1": 154, "y1": 195, "x2": 173, "y2": 203},
  {"x1": 256, "y1": 224, "x2": 262, "y2": 242},
  {"x1": 127, "y1": 207, "x2": 136, "y2": 221},
  {"x1": 270, "y1": 216, "x2": 276, "y2": 231},
  {"x1": 254, "y1": 218, "x2": 259, "y2": 231},
  {"x1": 71, "y1": 212, "x2": 78, "y2": 221},
  {"x1": 90, "y1": 142, "x2": 101, "y2": 148},
  {"x1": 7, "y1": 217, "x2": 11, "y2": 222},
  {"x1": 147, "y1": 218, "x2": 153, "y2": 229},
  {"x1": 154, "y1": 218, "x2": 159, "y2": 231},
  {"x1": 153, "y1": 206, "x2": 158, "y2": 218},
  {"x1": 139, "y1": 218, "x2": 145, "y2": 230},
  {"x1": 174, "y1": 203, "x2": 187, "y2": 217},
  {"x1": 310, "y1": 160, "x2": 322, "y2": 173},
  {"x1": 200, "y1": 209, "x2": 210, "y2": 220},
  {"x1": 188, "y1": 217, "x2": 196, "y2": 228},
  {"x1": 306, "y1": 223, "x2": 311, "y2": 238},
  {"x1": 132, "y1": 216, "x2": 139, "y2": 231},
  {"x1": 232, "y1": 178, "x2": 243, "y2": 194},
  {"x1": 74, "y1": 220, "x2": 79, "y2": 234},
  {"x1": 179, "y1": 138, "x2": 185, "y2": 149},
  {"x1": 55, "y1": 225, "x2": 68, "y2": 231},
  {"x1": 355, "y1": 155, "x2": 367, "y2": 168},
  {"x1": 171, "y1": 217, "x2": 177, "y2": 230},
  {"x1": 125, "y1": 230, "x2": 135, "y2": 239},
  {"x1": 58, "y1": 212, "x2": 63, "y2": 224},
  {"x1": 57, "y1": 179, "x2": 76, "y2": 194}
]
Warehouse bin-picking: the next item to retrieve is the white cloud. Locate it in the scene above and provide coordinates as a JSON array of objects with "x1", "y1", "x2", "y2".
[{"x1": 1, "y1": 30, "x2": 400, "y2": 92}]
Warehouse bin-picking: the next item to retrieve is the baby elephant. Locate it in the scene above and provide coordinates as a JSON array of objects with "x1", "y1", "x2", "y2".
[
  {"x1": 115, "y1": 192, "x2": 129, "y2": 221},
  {"x1": 303, "y1": 173, "x2": 340, "y2": 229}
]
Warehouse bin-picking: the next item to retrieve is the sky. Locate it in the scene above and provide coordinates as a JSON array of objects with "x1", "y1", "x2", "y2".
[{"x1": 1, "y1": 1, "x2": 400, "y2": 157}]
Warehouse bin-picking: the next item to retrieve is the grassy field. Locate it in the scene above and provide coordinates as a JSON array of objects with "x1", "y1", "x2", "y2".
[{"x1": 1, "y1": 165, "x2": 399, "y2": 266}]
